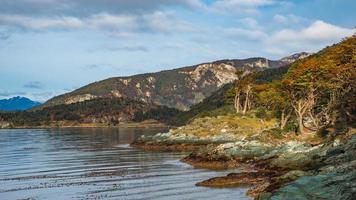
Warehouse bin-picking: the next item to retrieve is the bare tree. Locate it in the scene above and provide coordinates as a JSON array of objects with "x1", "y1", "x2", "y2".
[
  {"x1": 242, "y1": 84, "x2": 252, "y2": 114},
  {"x1": 234, "y1": 88, "x2": 241, "y2": 113},
  {"x1": 280, "y1": 108, "x2": 292, "y2": 129}
]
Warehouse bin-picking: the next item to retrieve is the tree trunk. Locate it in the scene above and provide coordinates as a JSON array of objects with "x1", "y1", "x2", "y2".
[
  {"x1": 280, "y1": 109, "x2": 291, "y2": 130},
  {"x1": 297, "y1": 116, "x2": 308, "y2": 135},
  {"x1": 247, "y1": 96, "x2": 252, "y2": 111},
  {"x1": 234, "y1": 91, "x2": 241, "y2": 113},
  {"x1": 293, "y1": 100, "x2": 310, "y2": 135},
  {"x1": 291, "y1": 88, "x2": 318, "y2": 135},
  {"x1": 243, "y1": 96, "x2": 248, "y2": 114},
  {"x1": 242, "y1": 85, "x2": 252, "y2": 114}
]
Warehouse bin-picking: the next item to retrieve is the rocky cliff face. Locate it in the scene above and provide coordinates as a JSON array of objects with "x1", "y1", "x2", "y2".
[
  {"x1": 41, "y1": 54, "x2": 309, "y2": 111},
  {"x1": 280, "y1": 52, "x2": 312, "y2": 63}
]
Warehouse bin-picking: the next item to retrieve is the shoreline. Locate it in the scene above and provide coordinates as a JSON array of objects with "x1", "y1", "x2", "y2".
[
  {"x1": 0, "y1": 121, "x2": 173, "y2": 130},
  {"x1": 130, "y1": 120, "x2": 356, "y2": 199}
]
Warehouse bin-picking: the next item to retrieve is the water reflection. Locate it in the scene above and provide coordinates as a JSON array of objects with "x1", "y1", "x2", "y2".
[{"x1": 0, "y1": 128, "x2": 250, "y2": 200}]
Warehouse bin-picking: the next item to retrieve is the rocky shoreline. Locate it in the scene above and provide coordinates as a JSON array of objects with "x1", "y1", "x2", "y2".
[{"x1": 131, "y1": 115, "x2": 356, "y2": 199}]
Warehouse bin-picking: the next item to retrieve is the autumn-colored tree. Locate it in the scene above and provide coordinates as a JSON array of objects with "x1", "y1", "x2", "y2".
[{"x1": 282, "y1": 36, "x2": 355, "y2": 135}]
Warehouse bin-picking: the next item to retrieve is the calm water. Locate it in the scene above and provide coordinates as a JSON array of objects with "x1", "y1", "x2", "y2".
[{"x1": 0, "y1": 128, "x2": 250, "y2": 200}]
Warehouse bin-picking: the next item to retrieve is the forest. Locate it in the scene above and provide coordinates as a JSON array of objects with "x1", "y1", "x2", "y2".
[{"x1": 230, "y1": 36, "x2": 355, "y2": 137}]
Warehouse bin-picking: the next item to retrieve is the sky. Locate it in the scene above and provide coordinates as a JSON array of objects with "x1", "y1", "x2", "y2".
[{"x1": 0, "y1": 0, "x2": 355, "y2": 102}]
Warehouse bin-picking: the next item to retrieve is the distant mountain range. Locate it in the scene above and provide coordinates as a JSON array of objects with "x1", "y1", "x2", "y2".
[
  {"x1": 40, "y1": 53, "x2": 311, "y2": 111},
  {"x1": 0, "y1": 97, "x2": 41, "y2": 111}
]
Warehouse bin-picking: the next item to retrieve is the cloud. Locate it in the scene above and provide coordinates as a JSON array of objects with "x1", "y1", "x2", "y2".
[
  {"x1": 214, "y1": 0, "x2": 275, "y2": 7},
  {"x1": 264, "y1": 20, "x2": 355, "y2": 56},
  {"x1": 23, "y1": 81, "x2": 44, "y2": 89},
  {"x1": 88, "y1": 13, "x2": 136, "y2": 30},
  {"x1": 0, "y1": 11, "x2": 193, "y2": 36},
  {"x1": 270, "y1": 20, "x2": 355, "y2": 44},
  {"x1": 0, "y1": 0, "x2": 196, "y2": 16},
  {"x1": 142, "y1": 11, "x2": 193, "y2": 33},
  {"x1": 209, "y1": 0, "x2": 276, "y2": 14},
  {"x1": 0, "y1": 14, "x2": 84, "y2": 30},
  {"x1": 0, "y1": 1, "x2": 275, "y2": 38}
]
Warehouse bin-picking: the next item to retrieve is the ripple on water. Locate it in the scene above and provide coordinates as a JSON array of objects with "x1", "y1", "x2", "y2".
[{"x1": 0, "y1": 128, "x2": 251, "y2": 200}]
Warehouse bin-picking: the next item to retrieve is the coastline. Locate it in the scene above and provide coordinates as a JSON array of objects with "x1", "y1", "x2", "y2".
[
  {"x1": 130, "y1": 115, "x2": 356, "y2": 199},
  {"x1": 0, "y1": 120, "x2": 172, "y2": 129}
]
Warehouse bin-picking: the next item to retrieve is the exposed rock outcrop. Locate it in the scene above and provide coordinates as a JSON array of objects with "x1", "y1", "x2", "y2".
[{"x1": 64, "y1": 94, "x2": 97, "y2": 105}]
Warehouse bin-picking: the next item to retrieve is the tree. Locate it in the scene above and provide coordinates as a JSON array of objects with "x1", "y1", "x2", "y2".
[
  {"x1": 281, "y1": 35, "x2": 356, "y2": 135},
  {"x1": 240, "y1": 73, "x2": 255, "y2": 114},
  {"x1": 256, "y1": 81, "x2": 292, "y2": 129},
  {"x1": 233, "y1": 70, "x2": 244, "y2": 113}
]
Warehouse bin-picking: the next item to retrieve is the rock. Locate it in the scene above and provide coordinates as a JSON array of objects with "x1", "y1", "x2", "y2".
[
  {"x1": 279, "y1": 170, "x2": 311, "y2": 181},
  {"x1": 0, "y1": 121, "x2": 10, "y2": 128},
  {"x1": 196, "y1": 171, "x2": 274, "y2": 188},
  {"x1": 64, "y1": 94, "x2": 97, "y2": 104},
  {"x1": 262, "y1": 171, "x2": 356, "y2": 200}
]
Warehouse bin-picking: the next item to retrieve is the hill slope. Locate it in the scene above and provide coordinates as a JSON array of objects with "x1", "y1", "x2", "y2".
[
  {"x1": 0, "y1": 53, "x2": 311, "y2": 128},
  {"x1": 41, "y1": 55, "x2": 309, "y2": 111}
]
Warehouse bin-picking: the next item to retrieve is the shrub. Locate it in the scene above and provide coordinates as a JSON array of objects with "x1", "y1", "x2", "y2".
[{"x1": 283, "y1": 120, "x2": 298, "y2": 133}]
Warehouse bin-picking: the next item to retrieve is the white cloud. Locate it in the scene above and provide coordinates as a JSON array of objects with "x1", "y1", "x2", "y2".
[
  {"x1": 88, "y1": 13, "x2": 137, "y2": 30},
  {"x1": 210, "y1": 0, "x2": 276, "y2": 14},
  {"x1": 264, "y1": 20, "x2": 355, "y2": 56},
  {"x1": 143, "y1": 11, "x2": 193, "y2": 33},
  {"x1": 182, "y1": 0, "x2": 208, "y2": 9},
  {"x1": 270, "y1": 20, "x2": 354, "y2": 44},
  {"x1": 0, "y1": 14, "x2": 83, "y2": 30},
  {"x1": 0, "y1": 11, "x2": 193, "y2": 36},
  {"x1": 214, "y1": 0, "x2": 275, "y2": 7}
]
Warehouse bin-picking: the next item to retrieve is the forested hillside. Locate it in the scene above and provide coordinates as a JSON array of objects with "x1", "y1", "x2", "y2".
[{"x1": 230, "y1": 36, "x2": 355, "y2": 136}]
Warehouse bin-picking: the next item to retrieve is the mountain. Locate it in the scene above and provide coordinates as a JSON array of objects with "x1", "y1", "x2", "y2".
[
  {"x1": 41, "y1": 54, "x2": 309, "y2": 111},
  {"x1": 141, "y1": 65, "x2": 293, "y2": 125},
  {"x1": 0, "y1": 53, "x2": 311, "y2": 128},
  {"x1": 0, "y1": 97, "x2": 41, "y2": 111}
]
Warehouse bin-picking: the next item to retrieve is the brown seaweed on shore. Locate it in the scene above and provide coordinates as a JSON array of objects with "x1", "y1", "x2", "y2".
[{"x1": 131, "y1": 141, "x2": 205, "y2": 152}]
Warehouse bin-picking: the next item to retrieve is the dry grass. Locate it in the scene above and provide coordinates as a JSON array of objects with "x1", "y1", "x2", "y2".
[{"x1": 170, "y1": 114, "x2": 278, "y2": 139}]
